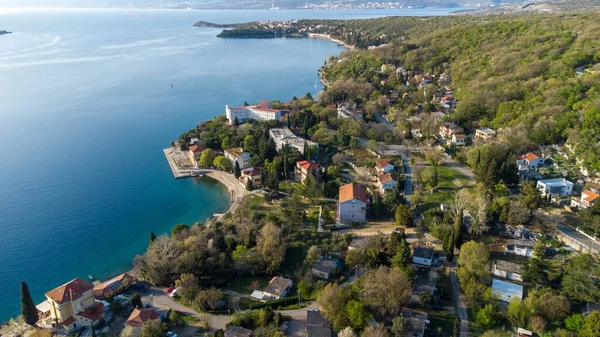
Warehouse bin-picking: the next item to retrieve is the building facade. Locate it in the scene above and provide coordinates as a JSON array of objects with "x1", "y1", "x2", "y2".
[
  {"x1": 337, "y1": 183, "x2": 368, "y2": 223},
  {"x1": 225, "y1": 101, "x2": 282, "y2": 125},
  {"x1": 43, "y1": 278, "x2": 104, "y2": 331},
  {"x1": 537, "y1": 178, "x2": 574, "y2": 197},
  {"x1": 295, "y1": 160, "x2": 320, "y2": 183},
  {"x1": 269, "y1": 127, "x2": 317, "y2": 155},
  {"x1": 224, "y1": 148, "x2": 251, "y2": 170}
]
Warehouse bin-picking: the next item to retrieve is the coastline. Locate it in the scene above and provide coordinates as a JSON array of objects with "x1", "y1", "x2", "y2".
[
  {"x1": 308, "y1": 32, "x2": 355, "y2": 50},
  {"x1": 201, "y1": 169, "x2": 249, "y2": 218}
]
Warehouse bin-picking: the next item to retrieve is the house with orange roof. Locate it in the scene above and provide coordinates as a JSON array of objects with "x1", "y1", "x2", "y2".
[
  {"x1": 516, "y1": 153, "x2": 544, "y2": 173},
  {"x1": 377, "y1": 172, "x2": 398, "y2": 194},
  {"x1": 239, "y1": 167, "x2": 262, "y2": 186},
  {"x1": 126, "y1": 308, "x2": 161, "y2": 327},
  {"x1": 188, "y1": 144, "x2": 205, "y2": 159},
  {"x1": 93, "y1": 272, "x2": 135, "y2": 300},
  {"x1": 337, "y1": 183, "x2": 368, "y2": 223},
  {"x1": 375, "y1": 159, "x2": 395, "y2": 174},
  {"x1": 295, "y1": 160, "x2": 321, "y2": 183},
  {"x1": 573, "y1": 189, "x2": 600, "y2": 209},
  {"x1": 42, "y1": 278, "x2": 104, "y2": 331}
]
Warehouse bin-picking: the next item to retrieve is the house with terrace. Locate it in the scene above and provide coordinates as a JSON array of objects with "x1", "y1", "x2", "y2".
[
  {"x1": 295, "y1": 160, "x2": 321, "y2": 183},
  {"x1": 516, "y1": 152, "x2": 544, "y2": 177},
  {"x1": 239, "y1": 167, "x2": 262, "y2": 187},
  {"x1": 224, "y1": 148, "x2": 251, "y2": 170},
  {"x1": 40, "y1": 278, "x2": 104, "y2": 331},
  {"x1": 572, "y1": 189, "x2": 600, "y2": 209},
  {"x1": 93, "y1": 272, "x2": 135, "y2": 300},
  {"x1": 537, "y1": 178, "x2": 573, "y2": 197}
]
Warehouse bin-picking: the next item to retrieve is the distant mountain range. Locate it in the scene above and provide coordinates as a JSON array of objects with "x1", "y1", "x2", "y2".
[{"x1": 0, "y1": 0, "x2": 518, "y2": 10}]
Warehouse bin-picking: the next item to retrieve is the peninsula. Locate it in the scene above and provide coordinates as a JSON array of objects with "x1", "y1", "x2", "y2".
[{"x1": 0, "y1": 30, "x2": 12, "y2": 36}]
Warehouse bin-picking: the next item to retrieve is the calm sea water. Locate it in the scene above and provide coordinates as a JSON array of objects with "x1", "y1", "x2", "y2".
[{"x1": 0, "y1": 7, "x2": 457, "y2": 321}]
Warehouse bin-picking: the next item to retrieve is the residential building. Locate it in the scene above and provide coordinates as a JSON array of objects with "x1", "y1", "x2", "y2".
[
  {"x1": 295, "y1": 160, "x2": 321, "y2": 183},
  {"x1": 574, "y1": 190, "x2": 600, "y2": 209},
  {"x1": 307, "y1": 310, "x2": 332, "y2": 337},
  {"x1": 337, "y1": 183, "x2": 368, "y2": 223},
  {"x1": 93, "y1": 272, "x2": 135, "y2": 300},
  {"x1": 492, "y1": 279, "x2": 524, "y2": 302},
  {"x1": 312, "y1": 257, "x2": 341, "y2": 279},
  {"x1": 584, "y1": 302, "x2": 600, "y2": 315},
  {"x1": 43, "y1": 278, "x2": 104, "y2": 331},
  {"x1": 225, "y1": 325, "x2": 252, "y2": 337},
  {"x1": 188, "y1": 144, "x2": 205, "y2": 160},
  {"x1": 126, "y1": 308, "x2": 161, "y2": 327},
  {"x1": 506, "y1": 239, "x2": 536, "y2": 258},
  {"x1": 516, "y1": 153, "x2": 544, "y2": 172},
  {"x1": 381, "y1": 64, "x2": 396, "y2": 73},
  {"x1": 262, "y1": 277, "x2": 293, "y2": 300},
  {"x1": 537, "y1": 178, "x2": 574, "y2": 197},
  {"x1": 375, "y1": 159, "x2": 395, "y2": 173},
  {"x1": 475, "y1": 128, "x2": 496, "y2": 141},
  {"x1": 412, "y1": 245, "x2": 434, "y2": 266},
  {"x1": 224, "y1": 148, "x2": 251, "y2": 170},
  {"x1": 492, "y1": 260, "x2": 524, "y2": 282},
  {"x1": 239, "y1": 167, "x2": 262, "y2": 186},
  {"x1": 337, "y1": 102, "x2": 363, "y2": 120},
  {"x1": 348, "y1": 236, "x2": 370, "y2": 250},
  {"x1": 438, "y1": 72, "x2": 451, "y2": 83},
  {"x1": 440, "y1": 122, "x2": 463, "y2": 138},
  {"x1": 225, "y1": 101, "x2": 282, "y2": 125},
  {"x1": 377, "y1": 172, "x2": 398, "y2": 194},
  {"x1": 402, "y1": 308, "x2": 428, "y2": 337},
  {"x1": 269, "y1": 127, "x2": 317, "y2": 155},
  {"x1": 450, "y1": 133, "x2": 465, "y2": 146}
]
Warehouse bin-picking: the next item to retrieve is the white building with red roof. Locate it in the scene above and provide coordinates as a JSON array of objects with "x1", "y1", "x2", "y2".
[
  {"x1": 375, "y1": 159, "x2": 394, "y2": 174},
  {"x1": 295, "y1": 160, "x2": 321, "y2": 183},
  {"x1": 337, "y1": 183, "x2": 368, "y2": 224},
  {"x1": 516, "y1": 152, "x2": 544, "y2": 172},
  {"x1": 377, "y1": 172, "x2": 398, "y2": 194},
  {"x1": 225, "y1": 101, "x2": 282, "y2": 125},
  {"x1": 573, "y1": 189, "x2": 600, "y2": 209}
]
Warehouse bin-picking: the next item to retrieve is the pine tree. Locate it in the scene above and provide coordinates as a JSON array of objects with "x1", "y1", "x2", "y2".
[
  {"x1": 21, "y1": 281, "x2": 39, "y2": 326},
  {"x1": 234, "y1": 161, "x2": 241, "y2": 179}
]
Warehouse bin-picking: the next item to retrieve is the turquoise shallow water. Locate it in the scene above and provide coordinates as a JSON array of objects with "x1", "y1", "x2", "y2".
[{"x1": 0, "y1": 7, "x2": 457, "y2": 320}]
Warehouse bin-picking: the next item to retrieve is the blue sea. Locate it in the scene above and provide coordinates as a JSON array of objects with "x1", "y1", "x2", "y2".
[{"x1": 0, "y1": 7, "x2": 458, "y2": 321}]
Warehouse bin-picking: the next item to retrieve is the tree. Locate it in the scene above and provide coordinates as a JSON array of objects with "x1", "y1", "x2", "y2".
[
  {"x1": 519, "y1": 180, "x2": 543, "y2": 213},
  {"x1": 457, "y1": 241, "x2": 490, "y2": 305},
  {"x1": 135, "y1": 235, "x2": 181, "y2": 285},
  {"x1": 306, "y1": 245, "x2": 322, "y2": 264},
  {"x1": 395, "y1": 203, "x2": 412, "y2": 228},
  {"x1": 361, "y1": 325, "x2": 389, "y2": 337},
  {"x1": 508, "y1": 297, "x2": 531, "y2": 328},
  {"x1": 391, "y1": 317, "x2": 406, "y2": 337},
  {"x1": 344, "y1": 300, "x2": 370, "y2": 329},
  {"x1": 149, "y1": 232, "x2": 156, "y2": 244},
  {"x1": 234, "y1": 161, "x2": 242, "y2": 179},
  {"x1": 476, "y1": 304, "x2": 497, "y2": 329},
  {"x1": 582, "y1": 311, "x2": 600, "y2": 337},
  {"x1": 256, "y1": 223, "x2": 286, "y2": 273},
  {"x1": 141, "y1": 320, "x2": 167, "y2": 337},
  {"x1": 171, "y1": 224, "x2": 189, "y2": 237},
  {"x1": 131, "y1": 293, "x2": 142, "y2": 308},
  {"x1": 281, "y1": 194, "x2": 306, "y2": 228},
  {"x1": 0, "y1": 316, "x2": 30, "y2": 337},
  {"x1": 529, "y1": 316, "x2": 547, "y2": 334},
  {"x1": 339, "y1": 327, "x2": 357, "y2": 337},
  {"x1": 565, "y1": 313, "x2": 586, "y2": 333},
  {"x1": 361, "y1": 266, "x2": 412, "y2": 316},
  {"x1": 523, "y1": 257, "x2": 549, "y2": 288},
  {"x1": 214, "y1": 156, "x2": 232, "y2": 171},
  {"x1": 316, "y1": 283, "x2": 349, "y2": 330},
  {"x1": 561, "y1": 254, "x2": 600, "y2": 302},
  {"x1": 199, "y1": 149, "x2": 216, "y2": 167},
  {"x1": 20, "y1": 281, "x2": 38, "y2": 326}
]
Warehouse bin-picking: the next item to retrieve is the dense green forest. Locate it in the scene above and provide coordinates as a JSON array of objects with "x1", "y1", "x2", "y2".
[{"x1": 313, "y1": 13, "x2": 600, "y2": 171}]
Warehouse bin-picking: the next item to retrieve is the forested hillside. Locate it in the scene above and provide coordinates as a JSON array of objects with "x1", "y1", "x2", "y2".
[{"x1": 318, "y1": 13, "x2": 600, "y2": 171}]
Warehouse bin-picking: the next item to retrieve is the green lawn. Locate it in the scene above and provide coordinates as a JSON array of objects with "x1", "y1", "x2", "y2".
[
  {"x1": 421, "y1": 166, "x2": 475, "y2": 212},
  {"x1": 247, "y1": 195, "x2": 278, "y2": 214},
  {"x1": 226, "y1": 276, "x2": 271, "y2": 294}
]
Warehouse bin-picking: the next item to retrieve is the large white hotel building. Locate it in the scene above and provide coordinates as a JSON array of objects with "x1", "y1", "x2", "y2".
[{"x1": 225, "y1": 101, "x2": 282, "y2": 125}]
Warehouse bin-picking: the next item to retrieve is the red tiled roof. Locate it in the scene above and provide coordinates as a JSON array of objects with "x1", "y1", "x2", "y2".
[
  {"x1": 453, "y1": 134, "x2": 465, "y2": 139},
  {"x1": 378, "y1": 172, "x2": 395, "y2": 184},
  {"x1": 253, "y1": 107, "x2": 280, "y2": 113},
  {"x1": 93, "y1": 273, "x2": 135, "y2": 299},
  {"x1": 376, "y1": 159, "x2": 392, "y2": 169},
  {"x1": 297, "y1": 160, "x2": 320, "y2": 171},
  {"x1": 62, "y1": 317, "x2": 76, "y2": 327},
  {"x1": 78, "y1": 302, "x2": 104, "y2": 321},
  {"x1": 517, "y1": 152, "x2": 539, "y2": 161},
  {"x1": 189, "y1": 145, "x2": 204, "y2": 154},
  {"x1": 339, "y1": 183, "x2": 367, "y2": 203},
  {"x1": 46, "y1": 278, "x2": 94, "y2": 305},
  {"x1": 242, "y1": 167, "x2": 261, "y2": 177},
  {"x1": 583, "y1": 190, "x2": 600, "y2": 203},
  {"x1": 257, "y1": 101, "x2": 272, "y2": 108},
  {"x1": 126, "y1": 308, "x2": 160, "y2": 327}
]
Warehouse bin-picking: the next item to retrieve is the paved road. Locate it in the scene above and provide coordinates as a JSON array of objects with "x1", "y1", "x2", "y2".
[
  {"x1": 449, "y1": 262, "x2": 469, "y2": 337},
  {"x1": 403, "y1": 158, "x2": 413, "y2": 206},
  {"x1": 556, "y1": 223, "x2": 600, "y2": 253},
  {"x1": 441, "y1": 156, "x2": 475, "y2": 180}
]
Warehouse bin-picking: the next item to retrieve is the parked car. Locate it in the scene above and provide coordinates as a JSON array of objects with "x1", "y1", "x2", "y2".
[{"x1": 167, "y1": 332, "x2": 178, "y2": 337}]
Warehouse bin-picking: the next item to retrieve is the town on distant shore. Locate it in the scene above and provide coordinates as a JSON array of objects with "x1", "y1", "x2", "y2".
[{"x1": 6, "y1": 10, "x2": 600, "y2": 337}]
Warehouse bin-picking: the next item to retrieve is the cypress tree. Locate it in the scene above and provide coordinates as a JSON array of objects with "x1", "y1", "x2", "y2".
[
  {"x1": 150, "y1": 232, "x2": 156, "y2": 244},
  {"x1": 234, "y1": 161, "x2": 241, "y2": 179},
  {"x1": 21, "y1": 281, "x2": 39, "y2": 326},
  {"x1": 303, "y1": 141, "x2": 309, "y2": 160}
]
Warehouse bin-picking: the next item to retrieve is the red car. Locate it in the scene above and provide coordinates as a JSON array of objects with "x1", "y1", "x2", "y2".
[{"x1": 167, "y1": 287, "x2": 174, "y2": 293}]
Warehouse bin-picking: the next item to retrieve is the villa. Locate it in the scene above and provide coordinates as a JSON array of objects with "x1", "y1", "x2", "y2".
[
  {"x1": 239, "y1": 167, "x2": 262, "y2": 186},
  {"x1": 225, "y1": 101, "x2": 282, "y2": 125},
  {"x1": 337, "y1": 102, "x2": 363, "y2": 120},
  {"x1": 440, "y1": 122, "x2": 463, "y2": 138},
  {"x1": 537, "y1": 178, "x2": 573, "y2": 197},
  {"x1": 224, "y1": 148, "x2": 251, "y2": 170},
  {"x1": 572, "y1": 189, "x2": 600, "y2": 209},
  {"x1": 377, "y1": 172, "x2": 397, "y2": 194},
  {"x1": 475, "y1": 128, "x2": 496, "y2": 141},
  {"x1": 126, "y1": 308, "x2": 161, "y2": 327},
  {"x1": 41, "y1": 278, "x2": 104, "y2": 331},
  {"x1": 375, "y1": 158, "x2": 394, "y2": 173},
  {"x1": 516, "y1": 152, "x2": 544, "y2": 172}
]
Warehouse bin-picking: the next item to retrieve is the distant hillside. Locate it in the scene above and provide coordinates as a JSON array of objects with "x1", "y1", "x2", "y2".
[
  {"x1": 0, "y1": 30, "x2": 11, "y2": 36},
  {"x1": 465, "y1": 0, "x2": 600, "y2": 14}
]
